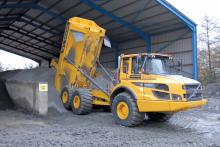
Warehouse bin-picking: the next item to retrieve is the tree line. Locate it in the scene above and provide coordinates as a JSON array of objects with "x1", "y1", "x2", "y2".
[{"x1": 198, "y1": 15, "x2": 220, "y2": 84}]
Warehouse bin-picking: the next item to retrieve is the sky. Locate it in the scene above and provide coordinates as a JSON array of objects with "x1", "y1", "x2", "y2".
[
  {"x1": 0, "y1": 50, "x2": 38, "y2": 70},
  {"x1": 167, "y1": 0, "x2": 220, "y2": 23},
  {"x1": 0, "y1": 0, "x2": 220, "y2": 69}
]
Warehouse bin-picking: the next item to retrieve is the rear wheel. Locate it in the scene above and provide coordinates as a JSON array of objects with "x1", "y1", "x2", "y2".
[
  {"x1": 60, "y1": 86, "x2": 74, "y2": 110},
  {"x1": 147, "y1": 113, "x2": 172, "y2": 122},
  {"x1": 111, "y1": 92, "x2": 144, "y2": 127},
  {"x1": 71, "y1": 88, "x2": 93, "y2": 115}
]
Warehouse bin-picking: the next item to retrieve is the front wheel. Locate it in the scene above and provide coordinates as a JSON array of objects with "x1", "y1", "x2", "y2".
[{"x1": 111, "y1": 92, "x2": 144, "y2": 127}]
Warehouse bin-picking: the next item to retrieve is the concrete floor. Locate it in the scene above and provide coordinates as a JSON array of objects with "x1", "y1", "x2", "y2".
[{"x1": 0, "y1": 97, "x2": 220, "y2": 147}]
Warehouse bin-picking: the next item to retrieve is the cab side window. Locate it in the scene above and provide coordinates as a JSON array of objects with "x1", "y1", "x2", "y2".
[
  {"x1": 132, "y1": 57, "x2": 143, "y2": 74},
  {"x1": 122, "y1": 58, "x2": 129, "y2": 74},
  {"x1": 132, "y1": 57, "x2": 138, "y2": 74}
]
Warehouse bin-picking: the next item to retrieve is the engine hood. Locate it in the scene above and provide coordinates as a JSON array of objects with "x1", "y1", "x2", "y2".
[{"x1": 165, "y1": 75, "x2": 200, "y2": 85}]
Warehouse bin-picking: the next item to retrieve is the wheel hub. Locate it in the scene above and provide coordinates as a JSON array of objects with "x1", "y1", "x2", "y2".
[
  {"x1": 117, "y1": 101, "x2": 129, "y2": 120},
  {"x1": 62, "y1": 91, "x2": 68, "y2": 104},
  {"x1": 73, "y1": 95, "x2": 80, "y2": 109}
]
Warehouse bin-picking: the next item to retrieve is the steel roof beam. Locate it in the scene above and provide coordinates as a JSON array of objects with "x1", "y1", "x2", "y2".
[
  {"x1": 156, "y1": 0, "x2": 196, "y2": 31},
  {"x1": 20, "y1": 16, "x2": 61, "y2": 36},
  {"x1": 77, "y1": 0, "x2": 111, "y2": 17},
  {"x1": 5, "y1": 27, "x2": 60, "y2": 55},
  {"x1": 131, "y1": 0, "x2": 153, "y2": 23},
  {"x1": 0, "y1": 0, "x2": 41, "y2": 41},
  {"x1": 110, "y1": 21, "x2": 181, "y2": 39},
  {"x1": 99, "y1": 3, "x2": 159, "y2": 27},
  {"x1": 7, "y1": 26, "x2": 60, "y2": 49},
  {"x1": 17, "y1": 0, "x2": 64, "y2": 37},
  {"x1": 0, "y1": 0, "x2": 41, "y2": 35},
  {"x1": 0, "y1": 40, "x2": 51, "y2": 61},
  {"x1": 106, "y1": 11, "x2": 170, "y2": 32},
  {"x1": 93, "y1": 0, "x2": 140, "y2": 22},
  {"x1": 0, "y1": 3, "x2": 66, "y2": 22},
  {"x1": 0, "y1": 16, "x2": 20, "y2": 21},
  {"x1": 80, "y1": 0, "x2": 151, "y2": 52},
  {"x1": 0, "y1": 14, "x2": 22, "y2": 17},
  {"x1": 0, "y1": 33, "x2": 59, "y2": 57},
  {"x1": 11, "y1": 0, "x2": 65, "y2": 48},
  {"x1": 19, "y1": 2, "x2": 80, "y2": 39},
  {"x1": 4, "y1": 0, "x2": 23, "y2": 18},
  {"x1": 46, "y1": 2, "x2": 82, "y2": 31},
  {"x1": 1, "y1": 1, "x2": 64, "y2": 49}
]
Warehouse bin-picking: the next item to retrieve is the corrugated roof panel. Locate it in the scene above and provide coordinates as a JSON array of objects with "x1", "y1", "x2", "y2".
[{"x1": 0, "y1": 0, "x2": 196, "y2": 66}]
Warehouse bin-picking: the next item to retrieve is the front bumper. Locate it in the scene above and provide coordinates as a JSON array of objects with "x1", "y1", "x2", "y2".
[{"x1": 137, "y1": 99, "x2": 207, "y2": 112}]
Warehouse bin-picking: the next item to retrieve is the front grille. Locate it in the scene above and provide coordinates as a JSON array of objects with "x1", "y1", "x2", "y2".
[
  {"x1": 184, "y1": 93, "x2": 202, "y2": 101},
  {"x1": 184, "y1": 84, "x2": 202, "y2": 90},
  {"x1": 184, "y1": 84, "x2": 203, "y2": 101}
]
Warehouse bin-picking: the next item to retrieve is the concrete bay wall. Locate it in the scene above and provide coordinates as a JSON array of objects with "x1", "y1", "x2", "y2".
[
  {"x1": 0, "y1": 67, "x2": 66, "y2": 113},
  {"x1": 6, "y1": 80, "x2": 48, "y2": 115}
]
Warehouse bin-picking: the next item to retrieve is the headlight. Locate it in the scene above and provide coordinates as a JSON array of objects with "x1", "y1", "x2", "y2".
[
  {"x1": 132, "y1": 83, "x2": 169, "y2": 92},
  {"x1": 172, "y1": 94, "x2": 182, "y2": 101},
  {"x1": 133, "y1": 83, "x2": 169, "y2": 91},
  {"x1": 153, "y1": 91, "x2": 170, "y2": 100}
]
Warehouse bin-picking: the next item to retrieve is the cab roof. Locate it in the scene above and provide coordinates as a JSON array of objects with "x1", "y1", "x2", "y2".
[{"x1": 121, "y1": 53, "x2": 172, "y2": 58}]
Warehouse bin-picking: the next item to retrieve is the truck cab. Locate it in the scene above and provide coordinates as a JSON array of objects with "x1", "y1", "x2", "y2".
[
  {"x1": 110, "y1": 53, "x2": 207, "y2": 124},
  {"x1": 111, "y1": 53, "x2": 207, "y2": 124}
]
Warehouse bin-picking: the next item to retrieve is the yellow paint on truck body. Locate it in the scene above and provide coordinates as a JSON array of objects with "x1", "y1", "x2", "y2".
[
  {"x1": 51, "y1": 17, "x2": 105, "y2": 92},
  {"x1": 52, "y1": 17, "x2": 207, "y2": 114}
]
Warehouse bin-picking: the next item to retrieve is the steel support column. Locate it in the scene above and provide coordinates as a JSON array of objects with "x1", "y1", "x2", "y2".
[{"x1": 192, "y1": 28, "x2": 198, "y2": 80}]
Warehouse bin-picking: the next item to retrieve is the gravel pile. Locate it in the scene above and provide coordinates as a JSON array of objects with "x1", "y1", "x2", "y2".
[{"x1": 205, "y1": 83, "x2": 220, "y2": 97}]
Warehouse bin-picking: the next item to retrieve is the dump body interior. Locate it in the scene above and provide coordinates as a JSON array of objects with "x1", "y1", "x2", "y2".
[{"x1": 52, "y1": 17, "x2": 106, "y2": 92}]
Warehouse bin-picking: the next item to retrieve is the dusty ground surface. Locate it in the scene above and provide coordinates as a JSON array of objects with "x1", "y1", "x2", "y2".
[
  {"x1": 0, "y1": 97, "x2": 220, "y2": 147},
  {"x1": 0, "y1": 68, "x2": 220, "y2": 147}
]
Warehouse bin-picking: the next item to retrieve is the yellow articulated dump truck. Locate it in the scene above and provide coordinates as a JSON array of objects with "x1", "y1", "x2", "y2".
[{"x1": 51, "y1": 17, "x2": 207, "y2": 127}]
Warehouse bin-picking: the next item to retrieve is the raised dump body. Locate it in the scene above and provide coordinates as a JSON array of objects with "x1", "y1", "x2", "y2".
[{"x1": 52, "y1": 17, "x2": 107, "y2": 92}]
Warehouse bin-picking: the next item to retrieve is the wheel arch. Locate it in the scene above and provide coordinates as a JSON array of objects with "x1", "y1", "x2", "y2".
[{"x1": 110, "y1": 86, "x2": 136, "y2": 105}]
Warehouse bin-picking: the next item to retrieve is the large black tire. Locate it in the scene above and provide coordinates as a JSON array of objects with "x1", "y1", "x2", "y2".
[
  {"x1": 71, "y1": 88, "x2": 93, "y2": 115},
  {"x1": 147, "y1": 113, "x2": 172, "y2": 122},
  {"x1": 60, "y1": 86, "x2": 74, "y2": 110},
  {"x1": 111, "y1": 92, "x2": 144, "y2": 127}
]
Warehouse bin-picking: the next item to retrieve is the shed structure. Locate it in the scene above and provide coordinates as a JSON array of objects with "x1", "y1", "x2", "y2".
[{"x1": 0, "y1": 0, "x2": 198, "y2": 79}]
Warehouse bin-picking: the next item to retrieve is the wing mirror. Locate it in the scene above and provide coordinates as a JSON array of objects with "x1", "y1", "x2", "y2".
[
  {"x1": 176, "y1": 59, "x2": 182, "y2": 72},
  {"x1": 104, "y1": 36, "x2": 111, "y2": 48}
]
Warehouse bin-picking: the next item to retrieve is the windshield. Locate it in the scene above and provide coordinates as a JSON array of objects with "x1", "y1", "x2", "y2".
[
  {"x1": 130, "y1": 55, "x2": 182, "y2": 75},
  {"x1": 142, "y1": 58, "x2": 171, "y2": 75}
]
